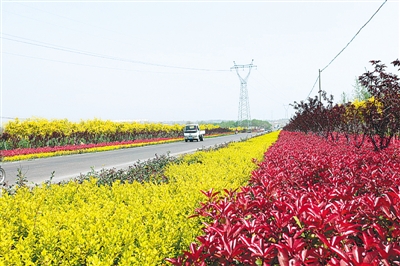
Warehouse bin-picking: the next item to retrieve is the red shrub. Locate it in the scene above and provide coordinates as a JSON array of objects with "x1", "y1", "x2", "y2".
[{"x1": 167, "y1": 131, "x2": 400, "y2": 265}]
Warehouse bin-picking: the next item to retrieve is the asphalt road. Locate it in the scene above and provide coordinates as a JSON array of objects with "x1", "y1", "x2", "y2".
[{"x1": 1, "y1": 133, "x2": 257, "y2": 185}]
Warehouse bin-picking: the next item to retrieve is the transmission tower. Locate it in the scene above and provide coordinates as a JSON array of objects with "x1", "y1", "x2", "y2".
[
  {"x1": 283, "y1": 104, "x2": 289, "y2": 119},
  {"x1": 231, "y1": 59, "x2": 257, "y2": 129}
]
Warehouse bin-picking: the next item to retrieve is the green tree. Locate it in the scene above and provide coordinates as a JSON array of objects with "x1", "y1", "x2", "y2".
[
  {"x1": 340, "y1": 92, "x2": 348, "y2": 104},
  {"x1": 209, "y1": 120, "x2": 272, "y2": 130},
  {"x1": 352, "y1": 77, "x2": 371, "y2": 101}
]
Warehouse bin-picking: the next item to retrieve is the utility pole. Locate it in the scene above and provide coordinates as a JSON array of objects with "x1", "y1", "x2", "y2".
[
  {"x1": 318, "y1": 69, "x2": 322, "y2": 102},
  {"x1": 231, "y1": 59, "x2": 256, "y2": 130}
]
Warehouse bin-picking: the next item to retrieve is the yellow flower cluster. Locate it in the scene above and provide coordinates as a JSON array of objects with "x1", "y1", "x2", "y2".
[
  {"x1": 3, "y1": 118, "x2": 186, "y2": 138},
  {"x1": 352, "y1": 97, "x2": 380, "y2": 110},
  {"x1": 344, "y1": 97, "x2": 383, "y2": 124},
  {"x1": 2, "y1": 118, "x2": 230, "y2": 150},
  {"x1": 0, "y1": 131, "x2": 280, "y2": 265},
  {"x1": 4, "y1": 118, "x2": 225, "y2": 139}
]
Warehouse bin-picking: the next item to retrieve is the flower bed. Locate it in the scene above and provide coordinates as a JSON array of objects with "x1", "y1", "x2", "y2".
[
  {"x1": 1, "y1": 137, "x2": 182, "y2": 162},
  {"x1": 1, "y1": 133, "x2": 235, "y2": 162},
  {"x1": 0, "y1": 131, "x2": 279, "y2": 265},
  {"x1": 168, "y1": 131, "x2": 400, "y2": 265},
  {"x1": 0, "y1": 118, "x2": 232, "y2": 150}
]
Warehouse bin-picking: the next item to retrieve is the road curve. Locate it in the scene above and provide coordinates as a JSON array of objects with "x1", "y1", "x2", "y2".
[{"x1": 1, "y1": 133, "x2": 258, "y2": 185}]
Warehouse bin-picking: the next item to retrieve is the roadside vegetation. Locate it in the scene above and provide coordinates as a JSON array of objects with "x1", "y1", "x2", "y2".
[
  {"x1": 0, "y1": 131, "x2": 279, "y2": 265},
  {"x1": 0, "y1": 119, "x2": 232, "y2": 150},
  {"x1": 168, "y1": 131, "x2": 400, "y2": 265},
  {"x1": 285, "y1": 59, "x2": 400, "y2": 151},
  {"x1": 166, "y1": 59, "x2": 400, "y2": 265},
  {"x1": 0, "y1": 120, "x2": 234, "y2": 162},
  {"x1": 206, "y1": 119, "x2": 272, "y2": 131}
]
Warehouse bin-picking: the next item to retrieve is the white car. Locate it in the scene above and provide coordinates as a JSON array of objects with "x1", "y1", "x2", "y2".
[{"x1": 183, "y1": 124, "x2": 205, "y2": 142}]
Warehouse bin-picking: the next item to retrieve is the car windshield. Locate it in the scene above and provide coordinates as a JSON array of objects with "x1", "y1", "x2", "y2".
[{"x1": 184, "y1": 125, "x2": 197, "y2": 132}]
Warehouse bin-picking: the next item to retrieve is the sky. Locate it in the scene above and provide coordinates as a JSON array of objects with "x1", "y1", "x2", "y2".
[{"x1": 1, "y1": 0, "x2": 399, "y2": 125}]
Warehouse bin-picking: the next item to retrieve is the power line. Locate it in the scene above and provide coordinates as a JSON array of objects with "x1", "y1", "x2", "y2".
[
  {"x1": 3, "y1": 10, "x2": 123, "y2": 46},
  {"x1": 307, "y1": 76, "x2": 320, "y2": 99},
  {"x1": 2, "y1": 51, "x2": 180, "y2": 74},
  {"x1": 255, "y1": 70, "x2": 276, "y2": 88},
  {"x1": 307, "y1": 0, "x2": 387, "y2": 98},
  {"x1": 320, "y1": 0, "x2": 387, "y2": 72},
  {"x1": 1, "y1": 33, "x2": 229, "y2": 72},
  {"x1": 4, "y1": 6, "x2": 151, "y2": 52}
]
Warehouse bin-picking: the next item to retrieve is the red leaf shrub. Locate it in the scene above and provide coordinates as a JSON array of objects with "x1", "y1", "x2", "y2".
[
  {"x1": 285, "y1": 59, "x2": 400, "y2": 151},
  {"x1": 167, "y1": 131, "x2": 400, "y2": 265}
]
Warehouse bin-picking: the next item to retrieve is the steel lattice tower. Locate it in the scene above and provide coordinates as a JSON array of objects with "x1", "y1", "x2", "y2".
[{"x1": 231, "y1": 59, "x2": 256, "y2": 129}]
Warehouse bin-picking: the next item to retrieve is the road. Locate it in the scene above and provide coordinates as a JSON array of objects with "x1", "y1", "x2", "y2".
[{"x1": 1, "y1": 133, "x2": 257, "y2": 185}]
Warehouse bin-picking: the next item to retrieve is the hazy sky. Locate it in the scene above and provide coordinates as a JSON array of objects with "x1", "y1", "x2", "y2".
[{"x1": 1, "y1": 0, "x2": 399, "y2": 124}]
